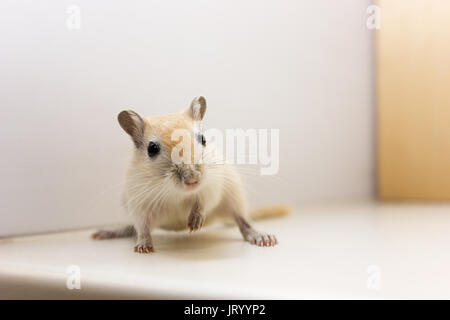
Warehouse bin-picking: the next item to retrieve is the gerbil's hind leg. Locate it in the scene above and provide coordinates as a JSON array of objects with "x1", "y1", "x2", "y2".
[
  {"x1": 134, "y1": 235, "x2": 154, "y2": 253},
  {"x1": 91, "y1": 225, "x2": 135, "y2": 240},
  {"x1": 234, "y1": 215, "x2": 278, "y2": 247},
  {"x1": 133, "y1": 217, "x2": 155, "y2": 254}
]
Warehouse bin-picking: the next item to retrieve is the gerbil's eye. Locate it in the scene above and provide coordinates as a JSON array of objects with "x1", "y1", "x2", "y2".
[
  {"x1": 147, "y1": 141, "x2": 160, "y2": 157},
  {"x1": 197, "y1": 134, "x2": 206, "y2": 146}
]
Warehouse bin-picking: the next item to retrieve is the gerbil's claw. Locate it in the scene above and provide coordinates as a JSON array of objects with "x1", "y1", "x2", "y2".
[
  {"x1": 246, "y1": 232, "x2": 278, "y2": 247},
  {"x1": 235, "y1": 215, "x2": 278, "y2": 247},
  {"x1": 187, "y1": 212, "x2": 205, "y2": 233},
  {"x1": 134, "y1": 244, "x2": 155, "y2": 254}
]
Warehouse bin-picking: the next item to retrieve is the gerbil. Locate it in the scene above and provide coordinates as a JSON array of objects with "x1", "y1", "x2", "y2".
[{"x1": 92, "y1": 96, "x2": 288, "y2": 253}]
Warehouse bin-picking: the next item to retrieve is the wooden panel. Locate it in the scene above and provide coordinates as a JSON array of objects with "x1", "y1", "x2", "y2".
[{"x1": 378, "y1": 0, "x2": 450, "y2": 200}]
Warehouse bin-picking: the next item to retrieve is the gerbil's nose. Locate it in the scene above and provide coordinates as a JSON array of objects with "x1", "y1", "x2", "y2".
[{"x1": 184, "y1": 176, "x2": 199, "y2": 186}]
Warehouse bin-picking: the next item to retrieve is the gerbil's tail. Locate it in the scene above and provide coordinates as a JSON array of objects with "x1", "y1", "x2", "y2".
[
  {"x1": 250, "y1": 205, "x2": 290, "y2": 220},
  {"x1": 91, "y1": 225, "x2": 135, "y2": 240}
]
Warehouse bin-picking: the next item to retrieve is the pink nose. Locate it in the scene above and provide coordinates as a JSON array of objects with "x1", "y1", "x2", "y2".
[{"x1": 184, "y1": 177, "x2": 199, "y2": 186}]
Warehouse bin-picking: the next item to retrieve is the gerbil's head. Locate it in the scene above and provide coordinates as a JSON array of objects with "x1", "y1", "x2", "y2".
[{"x1": 118, "y1": 96, "x2": 214, "y2": 194}]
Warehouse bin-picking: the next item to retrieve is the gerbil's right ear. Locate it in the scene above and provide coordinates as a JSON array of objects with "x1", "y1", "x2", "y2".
[
  {"x1": 186, "y1": 96, "x2": 207, "y2": 121},
  {"x1": 118, "y1": 110, "x2": 146, "y2": 148}
]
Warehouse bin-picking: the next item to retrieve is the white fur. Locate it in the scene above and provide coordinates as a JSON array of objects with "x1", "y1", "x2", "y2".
[
  {"x1": 123, "y1": 141, "x2": 248, "y2": 232},
  {"x1": 96, "y1": 96, "x2": 279, "y2": 252}
]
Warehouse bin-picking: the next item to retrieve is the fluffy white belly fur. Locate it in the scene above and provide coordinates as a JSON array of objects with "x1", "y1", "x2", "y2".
[{"x1": 156, "y1": 177, "x2": 226, "y2": 231}]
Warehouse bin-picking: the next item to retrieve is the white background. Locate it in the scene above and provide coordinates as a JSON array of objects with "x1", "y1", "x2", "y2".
[{"x1": 0, "y1": 0, "x2": 374, "y2": 236}]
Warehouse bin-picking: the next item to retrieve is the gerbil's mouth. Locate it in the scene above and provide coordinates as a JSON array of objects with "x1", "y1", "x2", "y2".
[{"x1": 183, "y1": 177, "x2": 199, "y2": 190}]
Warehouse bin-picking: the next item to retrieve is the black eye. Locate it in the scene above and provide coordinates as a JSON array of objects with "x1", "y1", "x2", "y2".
[
  {"x1": 147, "y1": 141, "x2": 160, "y2": 157},
  {"x1": 197, "y1": 134, "x2": 206, "y2": 146}
]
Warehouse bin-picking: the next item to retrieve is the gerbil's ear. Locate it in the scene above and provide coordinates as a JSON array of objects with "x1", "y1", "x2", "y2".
[
  {"x1": 186, "y1": 96, "x2": 207, "y2": 121},
  {"x1": 118, "y1": 110, "x2": 146, "y2": 148}
]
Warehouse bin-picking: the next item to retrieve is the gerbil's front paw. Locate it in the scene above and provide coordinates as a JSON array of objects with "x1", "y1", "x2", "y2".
[
  {"x1": 188, "y1": 212, "x2": 205, "y2": 232},
  {"x1": 134, "y1": 244, "x2": 155, "y2": 254},
  {"x1": 246, "y1": 232, "x2": 278, "y2": 247}
]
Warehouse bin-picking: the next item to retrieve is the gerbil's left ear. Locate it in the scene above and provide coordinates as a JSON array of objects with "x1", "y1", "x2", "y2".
[{"x1": 186, "y1": 96, "x2": 207, "y2": 121}]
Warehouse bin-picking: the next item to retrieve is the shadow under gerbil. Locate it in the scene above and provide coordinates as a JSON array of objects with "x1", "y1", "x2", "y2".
[{"x1": 152, "y1": 229, "x2": 245, "y2": 261}]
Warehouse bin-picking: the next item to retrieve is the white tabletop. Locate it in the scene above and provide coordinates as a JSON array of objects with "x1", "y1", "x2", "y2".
[{"x1": 1, "y1": 203, "x2": 450, "y2": 299}]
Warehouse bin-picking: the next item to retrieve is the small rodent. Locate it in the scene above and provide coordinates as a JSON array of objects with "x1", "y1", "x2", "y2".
[{"x1": 92, "y1": 96, "x2": 288, "y2": 253}]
